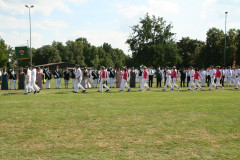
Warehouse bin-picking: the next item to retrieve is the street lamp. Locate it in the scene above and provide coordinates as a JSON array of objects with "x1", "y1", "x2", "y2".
[
  {"x1": 224, "y1": 11, "x2": 228, "y2": 67},
  {"x1": 25, "y1": 5, "x2": 34, "y2": 67}
]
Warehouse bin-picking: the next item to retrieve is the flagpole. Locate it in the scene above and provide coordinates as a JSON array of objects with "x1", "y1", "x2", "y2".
[{"x1": 25, "y1": 5, "x2": 34, "y2": 67}]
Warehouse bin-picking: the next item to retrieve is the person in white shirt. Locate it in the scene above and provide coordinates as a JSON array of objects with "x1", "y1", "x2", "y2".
[
  {"x1": 148, "y1": 67, "x2": 154, "y2": 87},
  {"x1": 30, "y1": 66, "x2": 40, "y2": 94},
  {"x1": 234, "y1": 66, "x2": 240, "y2": 89},
  {"x1": 74, "y1": 65, "x2": 86, "y2": 93},
  {"x1": 163, "y1": 67, "x2": 172, "y2": 91},
  {"x1": 209, "y1": 66, "x2": 216, "y2": 90},
  {"x1": 24, "y1": 66, "x2": 33, "y2": 94},
  {"x1": 226, "y1": 67, "x2": 232, "y2": 87},
  {"x1": 200, "y1": 69, "x2": 206, "y2": 87},
  {"x1": 188, "y1": 67, "x2": 195, "y2": 90}
]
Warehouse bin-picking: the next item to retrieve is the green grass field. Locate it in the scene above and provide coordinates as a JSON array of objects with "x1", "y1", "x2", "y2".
[{"x1": 0, "y1": 81, "x2": 240, "y2": 160}]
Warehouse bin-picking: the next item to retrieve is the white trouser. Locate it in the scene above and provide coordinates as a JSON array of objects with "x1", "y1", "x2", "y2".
[
  {"x1": 164, "y1": 78, "x2": 172, "y2": 90},
  {"x1": 140, "y1": 78, "x2": 149, "y2": 91},
  {"x1": 139, "y1": 77, "x2": 142, "y2": 87},
  {"x1": 10, "y1": 79, "x2": 16, "y2": 89},
  {"x1": 109, "y1": 78, "x2": 115, "y2": 87},
  {"x1": 232, "y1": 77, "x2": 235, "y2": 85},
  {"x1": 72, "y1": 79, "x2": 75, "y2": 88},
  {"x1": 188, "y1": 77, "x2": 195, "y2": 89},
  {"x1": 216, "y1": 77, "x2": 222, "y2": 87},
  {"x1": 92, "y1": 79, "x2": 98, "y2": 88},
  {"x1": 194, "y1": 79, "x2": 201, "y2": 90},
  {"x1": 46, "y1": 79, "x2": 51, "y2": 89},
  {"x1": 172, "y1": 78, "x2": 179, "y2": 89},
  {"x1": 30, "y1": 80, "x2": 39, "y2": 92},
  {"x1": 74, "y1": 79, "x2": 85, "y2": 92},
  {"x1": 99, "y1": 78, "x2": 109, "y2": 91},
  {"x1": 201, "y1": 78, "x2": 205, "y2": 86},
  {"x1": 120, "y1": 79, "x2": 130, "y2": 91},
  {"x1": 209, "y1": 77, "x2": 216, "y2": 89},
  {"x1": 55, "y1": 78, "x2": 61, "y2": 88},
  {"x1": 24, "y1": 81, "x2": 33, "y2": 94},
  {"x1": 226, "y1": 77, "x2": 231, "y2": 86},
  {"x1": 235, "y1": 77, "x2": 240, "y2": 88}
]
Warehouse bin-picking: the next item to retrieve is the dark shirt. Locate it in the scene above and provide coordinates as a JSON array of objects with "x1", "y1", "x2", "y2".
[
  {"x1": 64, "y1": 72, "x2": 70, "y2": 80},
  {"x1": 180, "y1": 70, "x2": 186, "y2": 79}
]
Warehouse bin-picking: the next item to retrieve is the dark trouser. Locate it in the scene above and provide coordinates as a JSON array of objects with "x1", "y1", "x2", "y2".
[
  {"x1": 187, "y1": 76, "x2": 190, "y2": 87},
  {"x1": 156, "y1": 78, "x2": 162, "y2": 87},
  {"x1": 149, "y1": 75, "x2": 153, "y2": 87},
  {"x1": 181, "y1": 77, "x2": 185, "y2": 87},
  {"x1": 164, "y1": 77, "x2": 166, "y2": 85},
  {"x1": 207, "y1": 75, "x2": 211, "y2": 87},
  {"x1": 221, "y1": 76, "x2": 225, "y2": 86}
]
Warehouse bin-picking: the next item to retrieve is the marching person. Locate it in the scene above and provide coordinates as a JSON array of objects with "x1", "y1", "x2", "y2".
[
  {"x1": 193, "y1": 68, "x2": 203, "y2": 91},
  {"x1": 24, "y1": 66, "x2": 32, "y2": 94},
  {"x1": 226, "y1": 66, "x2": 232, "y2": 87},
  {"x1": 44, "y1": 67, "x2": 51, "y2": 89},
  {"x1": 200, "y1": 69, "x2": 206, "y2": 87},
  {"x1": 130, "y1": 67, "x2": 136, "y2": 88},
  {"x1": 98, "y1": 66, "x2": 111, "y2": 93},
  {"x1": 54, "y1": 66, "x2": 61, "y2": 89},
  {"x1": 163, "y1": 66, "x2": 172, "y2": 91},
  {"x1": 63, "y1": 67, "x2": 70, "y2": 89},
  {"x1": 188, "y1": 66, "x2": 195, "y2": 90},
  {"x1": 74, "y1": 65, "x2": 86, "y2": 93},
  {"x1": 215, "y1": 66, "x2": 224, "y2": 90},
  {"x1": 9, "y1": 68, "x2": 17, "y2": 90},
  {"x1": 171, "y1": 66, "x2": 180, "y2": 91},
  {"x1": 235, "y1": 66, "x2": 240, "y2": 89},
  {"x1": 120, "y1": 68, "x2": 132, "y2": 92},
  {"x1": 30, "y1": 65, "x2": 40, "y2": 94},
  {"x1": 209, "y1": 66, "x2": 216, "y2": 90},
  {"x1": 140, "y1": 66, "x2": 150, "y2": 92},
  {"x1": 115, "y1": 68, "x2": 122, "y2": 88},
  {"x1": 91, "y1": 68, "x2": 98, "y2": 88}
]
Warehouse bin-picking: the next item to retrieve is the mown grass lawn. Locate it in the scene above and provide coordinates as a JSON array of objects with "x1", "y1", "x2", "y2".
[{"x1": 0, "y1": 82, "x2": 239, "y2": 159}]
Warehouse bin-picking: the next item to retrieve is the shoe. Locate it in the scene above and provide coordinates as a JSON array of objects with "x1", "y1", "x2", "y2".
[
  {"x1": 200, "y1": 88, "x2": 203, "y2": 91},
  {"x1": 147, "y1": 88, "x2": 151, "y2": 91},
  {"x1": 108, "y1": 89, "x2": 111, "y2": 93},
  {"x1": 82, "y1": 90, "x2": 86, "y2": 93},
  {"x1": 170, "y1": 89, "x2": 173, "y2": 91},
  {"x1": 37, "y1": 90, "x2": 40, "y2": 93},
  {"x1": 235, "y1": 88, "x2": 238, "y2": 89},
  {"x1": 188, "y1": 89, "x2": 190, "y2": 90},
  {"x1": 24, "y1": 93, "x2": 28, "y2": 95},
  {"x1": 128, "y1": 89, "x2": 132, "y2": 92},
  {"x1": 34, "y1": 91, "x2": 36, "y2": 94}
]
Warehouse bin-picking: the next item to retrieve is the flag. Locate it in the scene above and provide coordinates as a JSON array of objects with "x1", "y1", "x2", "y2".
[{"x1": 15, "y1": 46, "x2": 28, "y2": 59}]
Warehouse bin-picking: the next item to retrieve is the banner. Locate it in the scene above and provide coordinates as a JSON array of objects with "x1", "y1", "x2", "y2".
[{"x1": 15, "y1": 46, "x2": 28, "y2": 59}]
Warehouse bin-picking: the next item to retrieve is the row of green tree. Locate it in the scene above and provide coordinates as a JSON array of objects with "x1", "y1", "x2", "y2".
[
  {"x1": 1, "y1": 13, "x2": 240, "y2": 69},
  {"x1": 126, "y1": 14, "x2": 240, "y2": 68}
]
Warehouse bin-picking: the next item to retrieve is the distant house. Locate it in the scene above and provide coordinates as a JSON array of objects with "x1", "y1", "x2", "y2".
[{"x1": 35, "y1": 62, "x2": 76, "y2": 72}]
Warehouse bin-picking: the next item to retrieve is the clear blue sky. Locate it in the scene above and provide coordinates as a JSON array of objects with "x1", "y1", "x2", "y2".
[{"x1": 0, "y1": 0, "x2": 239, "y2": 54}]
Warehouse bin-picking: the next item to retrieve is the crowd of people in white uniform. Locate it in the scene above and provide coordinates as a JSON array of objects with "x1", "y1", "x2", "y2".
[{"x1": 1, "y1": 64, "x2": 240, "y2": 94}]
